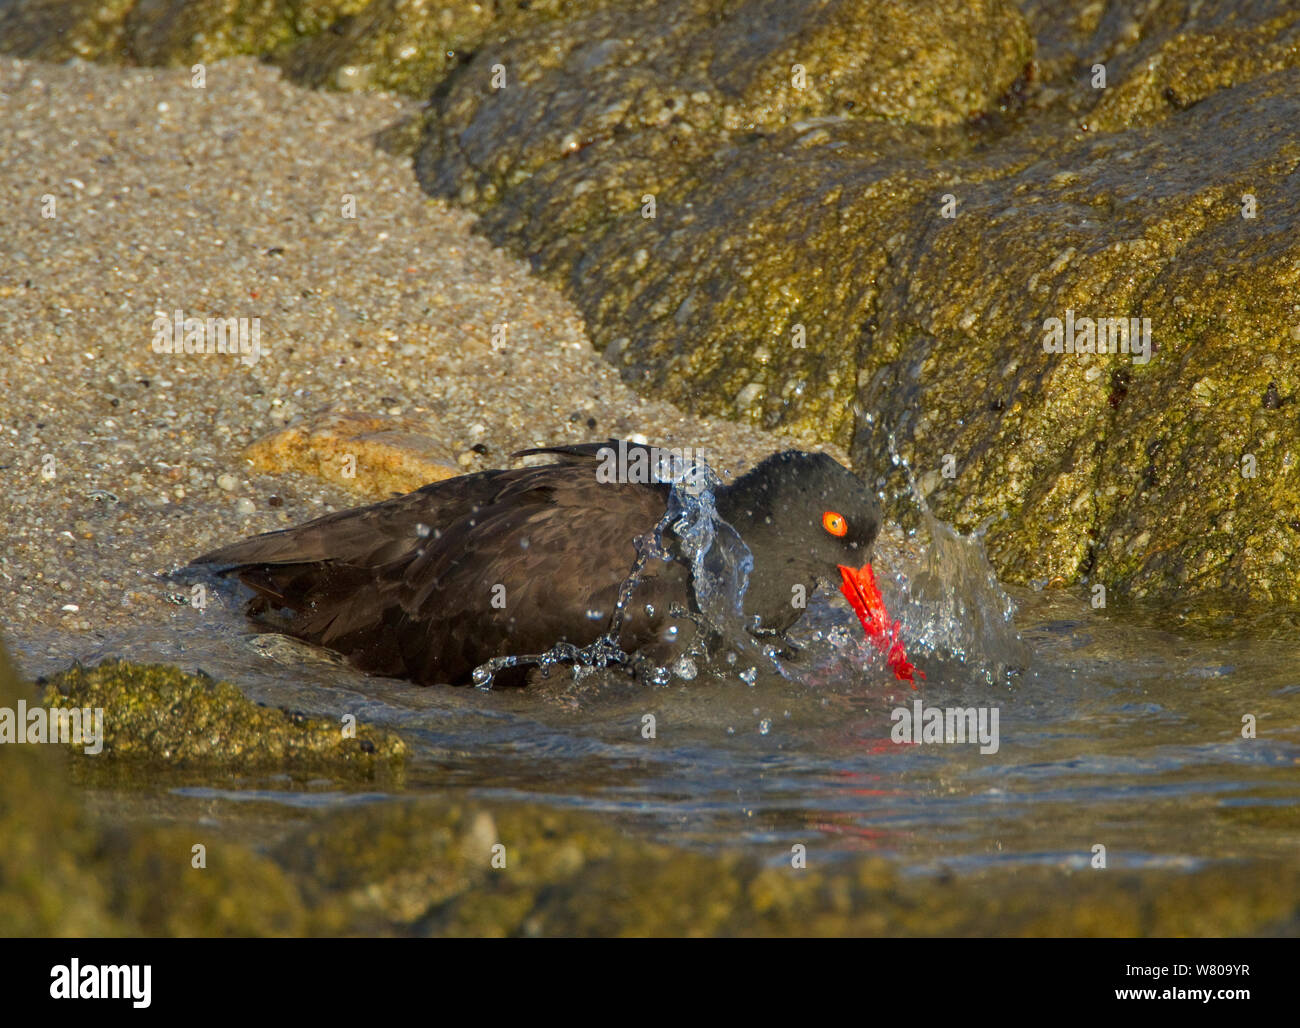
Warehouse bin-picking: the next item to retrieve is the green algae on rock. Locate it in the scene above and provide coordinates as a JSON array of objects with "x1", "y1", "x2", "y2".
[
  {"x1": 1, "y1": 638, "x2": 329, "y2": 935},
  {"x1": 270, "y1": 0, "x2": 602, "y2": 98},
  {"x1": 40, "y1": 658, "x2": 406, "y2": 769},
  {"x1": 271, "y1": 793, "x2": 1300, "y2": 937},
  {"x1": 0, "y1": 0, "x2": 138, "y2": 63},
  {"x1": 1022, "y1": 0, "x2": 1300, "y2": 131},
  {"x1": 850, "y1": 68, "x2": 1300, "y2": 603},
  {"x1": 0, "y1": 639, "x2": 119, "y2": 935},
  {"x1": 413, "y1": 0, "x2": 1033, "y2": 433},
  {"x1": 0, "y1": 0, "x2": 595, "y2": 97}
]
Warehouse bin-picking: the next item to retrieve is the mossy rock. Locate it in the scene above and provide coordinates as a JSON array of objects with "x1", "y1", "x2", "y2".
[{"x1": 40, "y1": 658, "x2": 406, "y2": 770}]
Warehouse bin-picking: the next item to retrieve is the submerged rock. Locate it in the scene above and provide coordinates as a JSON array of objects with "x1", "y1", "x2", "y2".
[{"x1": 0, "y1": 639, "x2": 318, "y2": 935}]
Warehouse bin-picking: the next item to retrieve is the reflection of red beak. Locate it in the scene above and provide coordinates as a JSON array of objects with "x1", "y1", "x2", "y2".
[{"x1": 837, "y1": 562, "x2": 924, "y2": 686}]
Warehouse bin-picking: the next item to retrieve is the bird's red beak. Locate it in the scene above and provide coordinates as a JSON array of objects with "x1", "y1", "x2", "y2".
[{"x1": 837, "y1": 562, "x2": 924, "y2": 686}]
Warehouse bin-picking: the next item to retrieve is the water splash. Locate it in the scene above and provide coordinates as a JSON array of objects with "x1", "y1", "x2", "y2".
[
  {"x1": 782, "y1": 436, "x2": 1027, "y2": 688},
  {"x1": 662, "y1": 456, "x2": 775, "y2": 675},
  {"x1": 470, "y1": 440, "x2": 1026, "y2": 691},
  {"x1": 875, "y1": 441, "x2": 1028, "y2": 684}
]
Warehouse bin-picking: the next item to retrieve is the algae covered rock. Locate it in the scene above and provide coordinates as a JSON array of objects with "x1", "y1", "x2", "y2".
[
  {"x1": 0, "y1": 640, "x2": 121, "y2": 935},
  {"x1": 849, "y1": 68, "x2": 1300, "y2": 602},
  {"x1": 41, "y1": 658, "x2": 406, "y2": 769},
  {"x1": 270, "y1": 791, "x2": 1300, "y2": 937},
  {"x1": 1022, "y1": 0, "x2": 1300, "y2": 130},
  {"x1": 419, "y1": 0, "x2": 1033, "y2": 200},
  {"x1": 0, "y1": 639, "x2": 324, "y2": 935},
  {"x1": 0, "y1": 0, "x2": 595, "y2": 96},
  {"x1": 412, "y1": 0, "x2": 1033, "y2": 436},
  {"x1": 0, "y1": 0, "x2": 138, "y2": 62}
]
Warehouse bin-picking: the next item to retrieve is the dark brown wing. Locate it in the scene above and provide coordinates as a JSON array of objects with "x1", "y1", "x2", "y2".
[
  {"x1": 192, "y1": 455, "x2": 697, "y2": 686},
  {"x1": 511, "y1": 440, "x2": 623, "y2": 463},
  {"x1": 191, "y1": 468, "x2": 514, "y2": 569}
]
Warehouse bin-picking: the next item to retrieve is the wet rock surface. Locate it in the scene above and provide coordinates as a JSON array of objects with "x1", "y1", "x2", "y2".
[
  {"x1": 0, "y1": 0, "x2": 591, "y2": 96},
  {"x1": 0, "y1": 640, "x2": 317, "y2": 935},
  {"x1": 40, "y1": 659, "x2": 407, "y2": 768}
]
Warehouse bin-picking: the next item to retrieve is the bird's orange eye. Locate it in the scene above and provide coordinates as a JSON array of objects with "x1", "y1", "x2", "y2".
[{"x1": 822, "y1": 511, "x2": 848, "y2": 537}]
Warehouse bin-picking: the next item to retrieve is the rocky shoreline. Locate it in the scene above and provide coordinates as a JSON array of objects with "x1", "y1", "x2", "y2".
[{"x1": 6, "y1": 646, "x2": 1298, "y2": 936}]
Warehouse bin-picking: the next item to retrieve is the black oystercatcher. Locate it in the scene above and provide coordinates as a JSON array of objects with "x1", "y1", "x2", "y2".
[{"x1": 191, "y1": 441, "x2": 920, "y2": 687}]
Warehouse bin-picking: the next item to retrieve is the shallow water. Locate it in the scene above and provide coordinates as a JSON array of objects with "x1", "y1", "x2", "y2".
[{"x1": 12, "y1": 506, "x2": 1300, "y2": 877}]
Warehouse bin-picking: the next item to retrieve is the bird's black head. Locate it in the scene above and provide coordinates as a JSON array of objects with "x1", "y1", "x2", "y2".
[{"x1": 714, "y1": 450, "x2": 881, "y2": 634}]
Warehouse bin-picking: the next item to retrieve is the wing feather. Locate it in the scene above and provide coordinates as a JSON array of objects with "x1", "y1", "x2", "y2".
[{"x1": 192, "y1": 453, "x2": 696, "y2": 685}]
